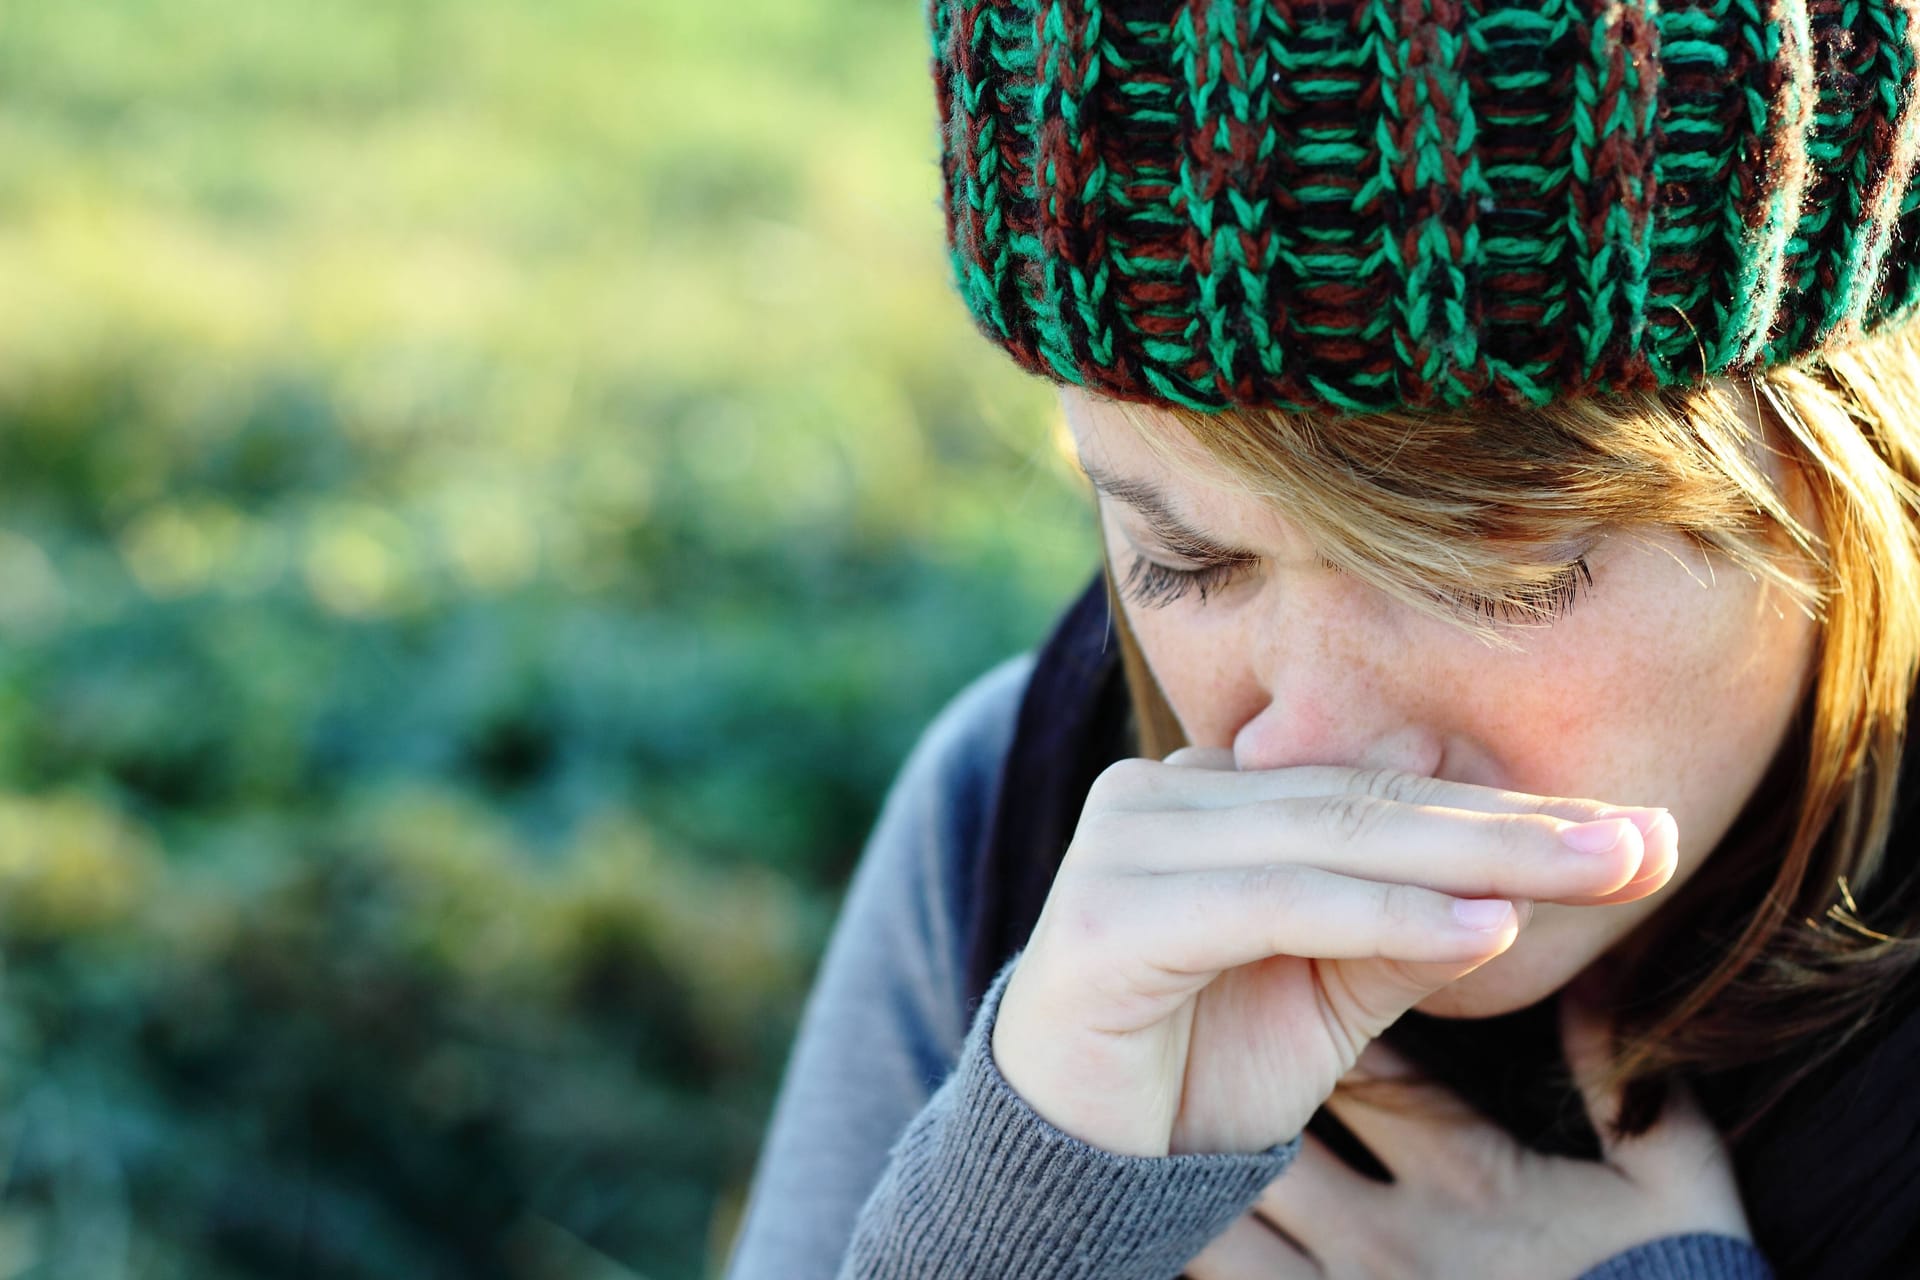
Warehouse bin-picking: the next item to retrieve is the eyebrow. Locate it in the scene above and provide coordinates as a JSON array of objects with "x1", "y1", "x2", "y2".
[{"x1": 1076, "y1": 455, "x2": 1261, "y2": 561}]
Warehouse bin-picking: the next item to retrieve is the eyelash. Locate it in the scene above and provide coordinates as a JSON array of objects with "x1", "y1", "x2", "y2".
[
  {"x1": 1118, "y1": 554, "x2": 1248, "y2": 608},
  {"x1": 1118, "y1": 551, "x2": 1594, "y2": 623}
]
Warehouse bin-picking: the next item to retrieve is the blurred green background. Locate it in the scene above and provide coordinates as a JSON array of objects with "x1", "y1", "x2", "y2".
[{"x1": 0, "y1": 2, "x2": 1097, "y2": 1276}]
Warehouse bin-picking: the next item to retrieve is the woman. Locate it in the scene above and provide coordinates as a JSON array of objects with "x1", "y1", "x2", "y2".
[{"x1": 725, "y1": 0, "x2": 1920, "y2": 1275}]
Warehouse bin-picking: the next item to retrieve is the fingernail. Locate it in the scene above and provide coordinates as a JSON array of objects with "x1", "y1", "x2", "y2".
[
  {"x1": 1558, "y1": 818, "x2": 1634, "y2": 855},
  {"x1": 1622, "y1": 811, "x2": 1677, "y2": 885},
  {"x1": 1594, "y1": 807, "x2": 1672, "y2": 839},
  {"x1": 1453, "y1": 898, "x2": 1514, "y2": 931},
  {"x1": 1640, "y1": 810, "x2": 1677, "y2": 847}
]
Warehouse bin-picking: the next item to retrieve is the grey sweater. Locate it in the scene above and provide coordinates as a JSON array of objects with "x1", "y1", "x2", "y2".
[{"x1": 722, "y1": 653, "x2": 1773, "y2": 1279}]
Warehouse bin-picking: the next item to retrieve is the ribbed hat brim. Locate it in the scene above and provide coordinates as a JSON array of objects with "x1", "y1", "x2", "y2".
[{"x1": 928, "y1": 0, "x2": 1920, "y2": 415}]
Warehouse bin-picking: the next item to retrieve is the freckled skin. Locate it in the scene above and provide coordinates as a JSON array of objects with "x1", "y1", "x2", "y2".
[{"x1": 1062, "y1": 386, "x2": 1822, "y2": 1017}]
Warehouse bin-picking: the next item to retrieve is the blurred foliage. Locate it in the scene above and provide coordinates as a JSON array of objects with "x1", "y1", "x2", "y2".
[{"x1": 0, "y1": 1, "x2": 1095, "y2": 1276}]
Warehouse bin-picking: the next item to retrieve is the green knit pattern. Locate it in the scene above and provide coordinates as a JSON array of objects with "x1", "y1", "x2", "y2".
[{"x1": 928, "y1": 0, "x2": 1920, "y2": 415}]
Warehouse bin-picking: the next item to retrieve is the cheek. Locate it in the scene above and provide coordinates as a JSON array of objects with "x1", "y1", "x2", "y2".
[
  {"x1": 1421, "y1": 565, "x2": 1815, "y2": 1016},
  {"x1": 1504, "y1": 561, "x2": 1811, "y2": 834}
]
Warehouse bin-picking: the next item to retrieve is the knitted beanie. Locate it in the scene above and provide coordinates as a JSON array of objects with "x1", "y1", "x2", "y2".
[{"x1": 926, "y1": 0, "x2": 1920, "y2": 416}]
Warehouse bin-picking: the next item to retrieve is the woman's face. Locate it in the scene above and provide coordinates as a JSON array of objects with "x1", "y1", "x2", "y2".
[{"x1": 1061, "y1": 385, "x2": 1822, "y2": 1017}]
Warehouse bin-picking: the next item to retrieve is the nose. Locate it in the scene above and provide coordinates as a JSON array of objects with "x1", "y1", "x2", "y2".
[{"x1": 1228, "y1": 615, "x2": 1446, "y2": 779}]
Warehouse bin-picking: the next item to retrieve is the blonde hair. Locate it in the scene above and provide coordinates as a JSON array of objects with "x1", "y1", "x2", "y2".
[{"x1": 1088, "y1": 318, "x2": 1920, "y2": 1136}]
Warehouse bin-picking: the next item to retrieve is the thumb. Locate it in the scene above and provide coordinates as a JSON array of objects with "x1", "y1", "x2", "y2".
[{"x1": 1310, "y1": 896, "x2": 1532, "y2": 1050}]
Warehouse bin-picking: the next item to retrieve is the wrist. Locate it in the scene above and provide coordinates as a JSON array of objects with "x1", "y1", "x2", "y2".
[{"x1": 988, "y1": 987, "x2": 1176, "y2": 1157}]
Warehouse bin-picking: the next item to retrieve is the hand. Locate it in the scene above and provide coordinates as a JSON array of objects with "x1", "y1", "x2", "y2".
[
  {"x1": 1185, "y1": 986, "x2": 1753, "y2": 1279},
  {"x1": 990, "y1": 747, "x2": 1678, "y2": 1158}
]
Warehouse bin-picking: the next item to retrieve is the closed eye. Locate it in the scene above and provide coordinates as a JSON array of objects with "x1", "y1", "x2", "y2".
[{"x1": 1116, "y1": 547, "x2": 1593, "y2": 624}]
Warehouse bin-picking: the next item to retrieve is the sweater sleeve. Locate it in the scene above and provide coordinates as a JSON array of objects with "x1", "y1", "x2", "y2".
[
  {"x1": 837, "y1": 951, "x2": 1301, "y2": 1279},
  {"x1": 720, "y1": 652, "x2": 1038, "y2": 1279},
  {"x1": 1576, "y1": 1233, "x2": 1773, "y2": 1279}
]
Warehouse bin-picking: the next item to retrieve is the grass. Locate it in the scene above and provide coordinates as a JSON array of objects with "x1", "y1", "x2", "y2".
[{"x1": 0, "y1": 2, "x2": 1099, "y2": 1276}]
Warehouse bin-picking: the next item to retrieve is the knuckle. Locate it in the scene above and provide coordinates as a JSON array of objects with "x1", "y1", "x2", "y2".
[
  {"x1": 1317, "y1": 789, "x2": 1392, "y2": 844},
  {"x1": 1493, "y1": 810, "x2": 1554, "y2": 859},
  {"x1": 1243, "y1": 862, "x2": 1308, "y2": 916},
  {"x1": 1088, "y1": 757, "x2": 1160, "y2": 809},
  {"x1": 1378, "y1": 880, "x2": 1430, "y2": 932},
  {"x1": 1062, "y1": 804, "x2": 1134, "y2": 872},
  {"x1": 1070, "y1": 802, "x2": 1122, "y2": 845},
  {"x1": 1448, "y1": 1148, "x2": 1523, "y2": 1215},
  {"x1": 1041, "y1": 873, "x2": 1126, "y2": 962},
  {"x1": 1353, "y1": 766, "x2": 1436, "y2": 807}
]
